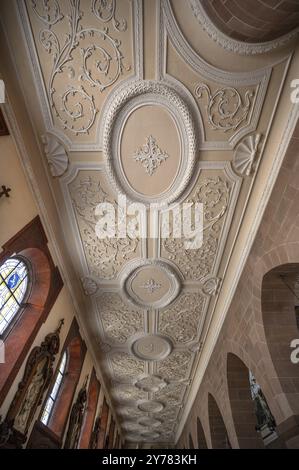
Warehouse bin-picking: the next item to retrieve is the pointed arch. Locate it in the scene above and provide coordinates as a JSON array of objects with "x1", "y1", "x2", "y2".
[
  {"x1": 197, "y1": 417, "x2": 208, "y2": 449},
  {"x1": 227, "y1": 353, "x2": 264, "y2": 448},
  {"x1": 208, "y1": 394, "x2": 231, "y2": 449},
  {"x1": 188, "y1": 433, "x2": 194, "y2": 449}
]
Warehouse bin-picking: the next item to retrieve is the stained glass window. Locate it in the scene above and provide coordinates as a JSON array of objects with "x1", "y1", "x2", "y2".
[
  {"x1": 0, "y1": 257, "x2": 29, "y2": 336},
  {"x1": 41, "y1": 351, "x2": 67, "y2": 426}
]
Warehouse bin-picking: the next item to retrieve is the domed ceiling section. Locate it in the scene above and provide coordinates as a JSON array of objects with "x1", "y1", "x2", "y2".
[
  {"x1": 190, "y1": 0, "x2": 299, "y2": 53},
  {"x1": 4, "y1": 0, "x2": 296, "y2": 447}
]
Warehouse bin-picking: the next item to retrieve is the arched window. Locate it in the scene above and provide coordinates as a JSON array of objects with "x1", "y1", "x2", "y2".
[
  {"x1": 0, "y1": 256, "x2": 30, "y2": 337},
  {"x1": 41, "y1": 351, "x2": 67, "y2": 426}
]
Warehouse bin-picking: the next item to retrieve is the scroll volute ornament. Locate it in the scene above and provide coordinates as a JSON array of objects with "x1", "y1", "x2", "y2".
[
  {"x1": 0, "y1": 320, "x2": 64, "y2": 448},
  {"x1": 64, "y1": 376, "x2": 88, "y2": 449}
]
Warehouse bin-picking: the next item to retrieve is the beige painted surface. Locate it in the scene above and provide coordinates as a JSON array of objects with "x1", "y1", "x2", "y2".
[{"x1": 0, "y1": 0, "x2": 298, "y2": 447}]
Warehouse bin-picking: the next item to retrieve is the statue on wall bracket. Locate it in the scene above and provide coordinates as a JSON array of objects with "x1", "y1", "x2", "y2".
[
  {"x1": 0, "y1": 320, "x2": 64, "y2": 448},
  {"x1": 64, "y1": 375, "x2": 88, "y2": 449}
]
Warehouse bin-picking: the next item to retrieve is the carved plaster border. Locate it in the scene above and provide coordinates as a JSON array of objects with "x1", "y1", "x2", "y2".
[
  {"x1": 16, "y1": 0, "x2": 144, "y2": 151},
  {"x1": 189, "y1": 0, "x2": 299, "y2": 56},
  {"x1": 120, "y1": 258, "x2": 182, "y2": 309},
  {"x1": 160, "y1": 0, "x2": 274, "y2": 150},
  {"x1": 102, "y1": 80, "x2": 197, "y2": 205}
]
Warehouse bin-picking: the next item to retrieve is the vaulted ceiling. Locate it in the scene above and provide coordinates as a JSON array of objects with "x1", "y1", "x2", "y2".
[
  {"x1": 1, "y1": 0, "x2": 298, "y2": 446},
  {"x1": 196, "y1": 0, "x2": 299, "y2": 44}
]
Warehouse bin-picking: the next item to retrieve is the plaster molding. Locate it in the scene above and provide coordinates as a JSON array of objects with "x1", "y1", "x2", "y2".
[
  {"x1": 81, "y1": 276, "x2": 98, "y2": 296},
  {"x1": 189, "y1": 0, "x2": 299, "y2": 56},
  {"x1": 102, "y1": 79, "x2": 197, "y2": 205},
  {"x1": 233, "y1": 134, "x2": 262, "y2": 177},
  {"x1": 202, "y1": 277, "x2": 221, "y2": 297},
  {"x1": 161, "y1": 0, "x2": 273, "y2": 86},
  {"x1": 0, "y1": 97, "x2": 125, "y2": 444},
  {"x1": 131, "y1": 334, "x2": 173, "y2": 362},
  {"x1": 175, "y1": 103, "x2": 299, "y2": 444},
  {"x1": 16, "y1": 0, "x2": 143, "y2": 151},
  {"x1": 159, "y1": 0, "x2": 272, "y2": 149},
  {"x1": 41, "y1": 133, "x2": 69, "y2": 177},
  {"x1": 137, "y1": 400, "x2": 165, "y2": 413},
  {"x1": 121, "y1": 258, "x2": 182, "y2": 309}
]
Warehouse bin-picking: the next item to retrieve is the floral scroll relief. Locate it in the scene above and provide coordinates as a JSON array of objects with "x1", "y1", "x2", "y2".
[
  {"x1": 135, "y1": 375, "x2": 167, "y2": 393},
  {"x1": 71, "y1": 175, "x2": 140, "y2": 279},
  {"x1": 157, "y1": 351, "x2": 192, "y2": 381},
  {"x1": 30, "y1": 0, "x2": 128, "y2": 135},
  {"x1": 162, "y1": 177, "x2": 230, "y2": 280},
  {"x1": 92, "y1": 0, "x2": 127, "y2": 32},
  {"x1": 30, "y1": 0, "x2": 64, "y2": 27},
  {"x1": 97, "y1": 293, "x2": 144, "y2": 344},
  {"x1": 110, "y1": 384, "x2": 145, "y2": 403},
  {"x1": 158, "y1": 293, "x2": 205, "y2": 344},
  {"x1": 154, "y1": 383, "x2": 186, "y2": 408},
  {"x1": 195, "y1": 83, "x2": 254, "y2": 132},
  {"x1": 109, "y1": 352, "x2": 145, "y2": 381}
]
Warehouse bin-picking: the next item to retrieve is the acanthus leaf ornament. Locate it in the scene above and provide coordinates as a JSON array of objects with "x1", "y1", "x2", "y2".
[{"x1": 195, "y1": 83, "x2": 254, "y2": 132}]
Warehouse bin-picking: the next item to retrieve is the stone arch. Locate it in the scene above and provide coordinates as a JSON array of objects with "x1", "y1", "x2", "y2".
[
  {"x1": 199, "y1": 0, "x2": 299, "y2": 43},
  {"x1": 197, "y1": 417, "x2": 208, "y2": 449},
  {"x1": 208, "y1": 394, "x2": 231, "y2": 449},
  {"x1": 261, "y1": 263, "x2": 299, "y2": 416},
  {"x1": 0, "y1": 217, "x2": 63, "y2": 406},
  {"x1": 227, "y1": 353, "x2": 264, "y2": 448},
  {"x1": 188, "y1": 433, "x2": 194, "y2": 449}
]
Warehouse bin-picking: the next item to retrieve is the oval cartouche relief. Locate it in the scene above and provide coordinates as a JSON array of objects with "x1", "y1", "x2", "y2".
[
  {"x1": 103, "y1": 80, "x2": 197, "y2": 205},
  {"x1": 121, "y1": 259, "x2": 181, "y2": 309},
  {"x1": 131, "y1": 334, "x2": 173, "y2": 361},
  {"x1": 120, "y1": 104, "x2": 181, "y2": 197}
]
